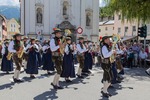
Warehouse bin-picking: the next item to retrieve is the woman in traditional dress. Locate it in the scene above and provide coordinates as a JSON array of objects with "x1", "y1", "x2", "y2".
[
  {"x1": 25, "y1": 39, "x2": 39, "y2": 78},
  {"x1": 1, "y1": 41, "x2": 13, "y2": 74},
  {"x1": 42, "y1": 40, "x2": 54, "y2": 75},
  {"x1": 61, "y1": 37, "x2": 75, "y2": 82}
]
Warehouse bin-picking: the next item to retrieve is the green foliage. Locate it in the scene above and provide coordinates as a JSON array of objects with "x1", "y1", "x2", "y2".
[
  {"x1": 100, "y1": 6, "x2": 113, "y2": 18},
  {"x1": 105, "y1": 0, "x2": 150, "y2": 23}
]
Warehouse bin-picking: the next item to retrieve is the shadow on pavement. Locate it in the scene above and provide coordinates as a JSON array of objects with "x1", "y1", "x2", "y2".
[
  {"x1": 60, "y1": 76, "x2": 89, "y2": 90},
  {"x1": 33, "y1": 89, "x2": 58, "y2": 100},
  {"x1": 0, "y1": 82, "x2": 15, "y2": 90},
  {"x1": 124, "y1": 68, "x2": 150, "y2": 81}
]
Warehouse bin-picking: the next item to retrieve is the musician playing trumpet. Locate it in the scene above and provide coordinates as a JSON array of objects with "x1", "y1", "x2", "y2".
[{"x1": 8, "y1": 33, "x2": 24, "y2": 83}]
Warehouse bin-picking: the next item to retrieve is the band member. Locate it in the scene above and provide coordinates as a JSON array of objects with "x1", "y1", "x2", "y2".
[
  {"x1": 1, "y1": 41, "x2": 13, "y2": 74},
  {"x1": 82, "y1": 40, "x2": 93, "y2": 75},
  {"x1": 100, "y1": 36, "x2": 114, "y2": 98},
  {"x1": 22, "y1": 36, "x2": 29, "y2": 69},
  {"x1": 36, "y1": 39, "x2": 42, "y2": 67},
  {"x1": 50, "y1": 28, "x2": 64, "y2": 89},
  {"x1": 42, "y1": 40, "x2": 54, "y2": 75},
  {"x1": 8, "y1": 33, "x2": 24, "y2": 83},
  {"x1": 25, "y1": 38, "x2": 39, "y2": 78},
  {"x1": 61, "y1": 37, "x2": 75, "y2": 82},
  {"x1": 76, "y1": 36, "x2": 87, "y2": 78}
]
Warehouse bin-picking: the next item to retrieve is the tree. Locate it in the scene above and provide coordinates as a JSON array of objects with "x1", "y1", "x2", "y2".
[{"x1": 105, "y1": 0, "x2": 150, "y2": 23}]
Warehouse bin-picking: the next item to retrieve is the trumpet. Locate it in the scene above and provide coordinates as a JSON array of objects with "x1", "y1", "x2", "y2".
[{"x1": 110, "y1": 34, "x2": 120, "y2": 63}]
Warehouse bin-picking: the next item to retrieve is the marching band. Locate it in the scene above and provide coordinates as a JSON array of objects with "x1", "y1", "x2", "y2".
[{"x1": 1, "y1": 28, "x2": 148, "y2": 98}]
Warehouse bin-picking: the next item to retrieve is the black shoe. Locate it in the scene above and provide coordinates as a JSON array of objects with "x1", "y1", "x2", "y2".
[
  {"x1": 6, "y1": 72, "x2": 9, "y2": 74},
  {"x1": 51, "y1": 83, "x2": 58, "y2": 89},
  {"x1": 109, "y1": 85, "x2": 115, "y2": 89},
  {"x1": 81, "y1": 73, "x2": 89, "y2": 76},
  {"x1": 76, "y1": 74, "x2": 84, "y2": 78},
  {"x1": 101, "y1": 91, "x2": 109, "y2": 98},
  {"x1": 30, "y1": 75, "x2": 36, "y2": 79},
  {"x1": 47, "y1": 72, "x2": 53, "y2": 75},
  {"x1": 57, "y1": 86, "x2": 64, "y2": 89},
  {"x1": 65, "y1": 79, "x2": 72, "y2": 83},
  {"x1": 13, "y1": 77, "x2": 23, "y2": 83},
  {"x1": 145, "y1": 70, "x2": 150, "y2": 76}
]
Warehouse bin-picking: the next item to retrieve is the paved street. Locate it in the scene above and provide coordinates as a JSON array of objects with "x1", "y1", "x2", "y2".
[{"x1": 0, "y1": 65, "x2": 150, "y2": 100}]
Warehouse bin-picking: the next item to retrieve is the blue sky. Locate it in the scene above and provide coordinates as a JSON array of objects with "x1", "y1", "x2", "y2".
[
  {"x1": 0, "y1": 0, "x2": 19, "y2": 6},
  {"x1": 0, "y1": 0, "x2": 104, "y2": 7}
]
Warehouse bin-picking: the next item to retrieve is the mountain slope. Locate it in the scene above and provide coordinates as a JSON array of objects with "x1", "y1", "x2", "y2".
[{"x1": 0, "y1": 6, "x2": 20, "y2": 20}]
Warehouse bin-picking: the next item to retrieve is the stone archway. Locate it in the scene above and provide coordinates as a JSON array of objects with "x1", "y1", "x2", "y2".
[{"x1": 57, "y1": 21, "x2": 76, "y2": 42}]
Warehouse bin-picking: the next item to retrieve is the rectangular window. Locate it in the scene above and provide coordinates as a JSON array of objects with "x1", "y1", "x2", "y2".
[
  {"x1": 99, "y1": 29, "x2": 101, "y2": 32},
  {"x1": 118, "y1": 15, "x2": 121, "y2": 20},
  {"x1": 132, "y1": 26, "x2": 136, "y2": 32},
  {"x1": 118, "y1": 27, "x2": 121, "y2": 33},
  {"x1": 14, "y1": 24, "x2": 15, "y2": 28},
  {"x1": 125, "y1": 27, "x2": 128, "y2": 32}
]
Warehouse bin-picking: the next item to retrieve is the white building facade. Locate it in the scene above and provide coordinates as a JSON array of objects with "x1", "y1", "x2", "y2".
[{"x1": 21, "y1": 0, "x2": 99, "y2": 42}]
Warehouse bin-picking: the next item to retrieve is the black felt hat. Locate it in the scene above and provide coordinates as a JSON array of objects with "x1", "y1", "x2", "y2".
[
  {"x1": 102, "y1": 36, "x2": 112, "y2": 42},
  {"x1": 52, "y1": 28, "x2": 63, "y2": 34},
  {"x1": 13, "y1": 33, "x2": 23, "y2": 38}
]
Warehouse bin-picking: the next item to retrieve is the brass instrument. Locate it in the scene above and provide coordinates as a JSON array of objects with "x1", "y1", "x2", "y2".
[
  {"x1": 6, "y1": 52, "x2": 13, "y2": 60},
  {"x1": 110, "y1": 34, "x2": 120, "y2": 63},
  {"x1": 18, "y1": 46, "x2": 24, "y2": 58},
  {"x1": 59, "y1": 29, "x2": 72, "y2": 55}
]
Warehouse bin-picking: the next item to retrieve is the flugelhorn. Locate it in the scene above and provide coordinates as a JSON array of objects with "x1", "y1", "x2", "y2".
[
  {"x1": 6, "y1": 52, "x2": 13, "y2": 60},
  {"x1": 59, "y1": 29, "x2": 72, "y2": 55},
  {"x1": 110, "y1": 34, "x2": 120, "y2": 63}
]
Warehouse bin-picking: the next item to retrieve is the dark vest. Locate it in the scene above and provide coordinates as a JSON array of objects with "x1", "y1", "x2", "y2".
[
  {"x1": 101, "y1": 43, "x2": 111, "y2": 64},
  {"x1": 13, "y1": 40, "x2": 22, "y2": 51},
  {"x1": 54, "y1": 37, "x2": 60, "y2": 52}
]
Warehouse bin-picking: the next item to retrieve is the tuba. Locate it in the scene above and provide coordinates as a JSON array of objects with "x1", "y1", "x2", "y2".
[{"x1": 110, "y1": 34, "x2": 120, "y2": 63}]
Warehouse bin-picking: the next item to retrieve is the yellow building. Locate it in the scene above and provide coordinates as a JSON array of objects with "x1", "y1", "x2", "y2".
[
  {"x1": 7, "y1": 18, "x2": 20, "y2": 39},
  {"x1": 99, "y1": 20, "x2": 114, "y2": 37}
]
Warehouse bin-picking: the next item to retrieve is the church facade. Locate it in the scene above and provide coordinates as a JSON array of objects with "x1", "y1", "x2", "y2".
[{"x1": 21, "y1": 0, "x2": 99, "y2": 42}]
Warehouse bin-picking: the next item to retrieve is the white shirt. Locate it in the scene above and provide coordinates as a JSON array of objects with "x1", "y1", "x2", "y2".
[
  {"x1": 25, "y1": 44, "x2": 39, "y2": 53},
  {"x1": 139, "y1": 51, "x2": 148, "y2": 59},
  {"x1": 101, "y1": 45, "x2": 113, "y2": 58},
  {"x1": 50, "y1": 38, "x2": 60, "y2": 52},
  {"x1": 1, "y1": 44, "x2": 6, "y2": 55},
  {"x1": 65, "y1": 44, "x2": 73, "y2": 55},
  {"x1": 76, "y1": 43, "x2": 87, "y2": 54},
  {"x1": 8, "y1": 41, "x2": 17, "y2": 53},
  {"x1": 42, "y1": 45, "x2": 50, "y2": 53}
]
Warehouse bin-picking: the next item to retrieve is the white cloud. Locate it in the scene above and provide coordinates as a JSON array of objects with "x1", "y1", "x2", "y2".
[
  {"x1": 99, "y1": 0, "x2": 106, "y2": 7},
  {"x1": 0, "y1": 0, "x2": 20, "y2": 6}
]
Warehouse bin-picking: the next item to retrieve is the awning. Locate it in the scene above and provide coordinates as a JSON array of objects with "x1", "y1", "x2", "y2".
[{"x1": 121, "y1": 36, "x2": 137, "y2": 42}]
